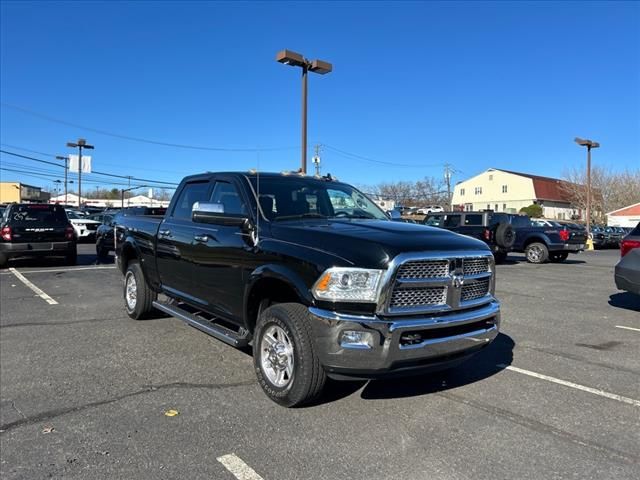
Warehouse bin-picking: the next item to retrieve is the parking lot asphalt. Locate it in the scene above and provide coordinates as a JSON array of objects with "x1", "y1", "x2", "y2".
[{"x1": 0, "y1": 246, "x2": 638, "y2": 480}]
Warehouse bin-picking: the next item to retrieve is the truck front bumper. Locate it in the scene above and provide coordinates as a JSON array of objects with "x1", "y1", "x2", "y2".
[{"x1": 308, "y1": 301, "x2": 500, "y2": 379}]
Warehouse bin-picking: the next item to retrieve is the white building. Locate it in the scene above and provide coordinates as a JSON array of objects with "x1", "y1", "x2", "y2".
[
  {"x1": 607, "y1": 203, "x2": 640, "y2": 228},
  {"x1": 49, "y1": 193, "x2": 169, "y2": 208},
  {"x1": 451, "y1": 168, "x2": 583, "y2": 220}
]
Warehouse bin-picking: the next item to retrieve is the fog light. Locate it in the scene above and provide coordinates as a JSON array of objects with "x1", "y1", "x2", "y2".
[{"x1": 340, "y1": 330, "x2": 373, "y2": 349}]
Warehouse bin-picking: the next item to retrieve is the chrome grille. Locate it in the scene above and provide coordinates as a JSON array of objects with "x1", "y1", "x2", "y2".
[
  {"x1": 463, "y1": 257, "x2": 490, "y2": 276},
  {"x1": 385, "y1": 253, "x2": 493, "y2": 314},
  {"x1": 390, "y1": 287, "x2": 447, "y2": 308},
  {"x1": 396, "y1": 260, "x2": 449, "y2": 279},
  {"x1": 462, "y1": 279, "x2": 490, "y2": 301}
]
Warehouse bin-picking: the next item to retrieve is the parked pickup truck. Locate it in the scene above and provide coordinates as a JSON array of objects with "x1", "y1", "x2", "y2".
[
  {"x1": 115, "y1": 172, "x2": 501, "y2": 406},
  {"x1": 425, "y1": 211, "x2": 585, "y2": 264}
]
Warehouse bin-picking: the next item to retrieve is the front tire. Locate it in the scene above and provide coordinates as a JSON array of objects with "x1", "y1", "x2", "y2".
[
  {"x1": 124, "y1": 261, "x2": 156, "y2": 319},
  {"x1": 525, "y1": 242, "x2": 549, "y2": 264},
  {"x1": 253, "y1": 303, "x2": 326, "y2": 407},
  {"x1": 493, "y1": 250, "x2": 508, "y2": 264}
]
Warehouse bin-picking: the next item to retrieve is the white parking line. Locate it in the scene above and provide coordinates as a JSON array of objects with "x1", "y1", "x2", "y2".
[
  {"x1": 497, "y1": 364, "x2": 640, "y2": 407},
  {"x1": 0, "y1": 265, "x2": 115, "y2": 275},
  {"x1": 615, "y1": 325, "x2": 640, "y2": 333},
  {"x1": 217, "y1": 454, "x2": 264, "y2": 480},
  {"x1": 9, "y1": 268, "x2": 58, "y2": 305}
]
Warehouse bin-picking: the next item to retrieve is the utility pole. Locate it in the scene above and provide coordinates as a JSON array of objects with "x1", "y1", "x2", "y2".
[
  {"x1": 444, "y1": 164, "x2": 453, "y2": 211},
  {"x1": 312, "y1": 144, "x2": 322, "y2": 176},
  {"x1": 56, "y1": 155, "x2": 69, "y2": 205},
  {"x1": 66, "y1": 139, "x2": 94, "y2": 209}
]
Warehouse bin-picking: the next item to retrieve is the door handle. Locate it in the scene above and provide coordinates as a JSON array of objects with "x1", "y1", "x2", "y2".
[
  {"x1": 159, "y1": 229, "x2": 171, "y2": 237},
  {"x1": 194, "y1": 234, "x2": 210, "y2": 243}
]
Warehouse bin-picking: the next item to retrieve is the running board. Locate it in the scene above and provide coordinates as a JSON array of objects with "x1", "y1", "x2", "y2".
[{"x1": 152, "y1": 300, "x2": 250, "y2": 348}]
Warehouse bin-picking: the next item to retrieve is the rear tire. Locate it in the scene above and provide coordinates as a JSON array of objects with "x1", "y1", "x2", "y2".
[
  {"x1": 96, "y1": 241, "x2": 109, "y2": 260},
  {"x1": 65, "y1": 247, "x2": 77, "y2": 266},
  {"x1": 0, "y1": 253, "x2": 7, "y2": 268},
  {"x1": 549, "y1": 252, "x2": 569, "y2": 263},
  {"x1": 525, "y1": 242, "x2": 549, "y2": 264},
  {"x1": 254, "y1": 303, "x2": 327, "y2": 407},
  {"x1": 124, "y1": 260, "x2": 156, "y2": 320},
  {"x1": 493, "y1": 250, "x2": 508, "y2": 264}
]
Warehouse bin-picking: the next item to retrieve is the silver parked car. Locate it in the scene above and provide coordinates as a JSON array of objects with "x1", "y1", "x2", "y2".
[{"x1": 614, "y1": 223, "x2": 640, "y2": 295}]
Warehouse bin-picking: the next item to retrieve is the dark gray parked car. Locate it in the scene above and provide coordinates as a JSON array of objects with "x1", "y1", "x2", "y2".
[{"x1": 614, "y1": 223, "x2": 640, "y2": 295}]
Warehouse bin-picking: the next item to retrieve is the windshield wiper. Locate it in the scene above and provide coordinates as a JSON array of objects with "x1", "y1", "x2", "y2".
[{"x1": 273, "y1": 213, "x2": 328, "y2": 221}]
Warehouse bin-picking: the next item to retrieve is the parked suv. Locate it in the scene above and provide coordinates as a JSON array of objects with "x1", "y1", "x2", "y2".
[
  {"x1": 0, "y1": 203, "x2": 76, "y2": 267},
  {"x1": 423, "y1": 211, "x2": 515, "y2": 263}
]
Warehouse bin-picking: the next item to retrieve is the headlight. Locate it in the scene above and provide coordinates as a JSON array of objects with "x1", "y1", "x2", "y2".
[{"x1": 312, "y1": 267, "x2": 384, "y2": 303}]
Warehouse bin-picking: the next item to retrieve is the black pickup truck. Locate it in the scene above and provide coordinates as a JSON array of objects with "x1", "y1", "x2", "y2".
[{"x1": 115, "y1": 172, "x2": 501, "y2": 406}]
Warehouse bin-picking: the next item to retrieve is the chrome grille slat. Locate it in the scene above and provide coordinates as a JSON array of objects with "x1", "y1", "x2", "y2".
[
  {"x1": 462, "y1": 257, "x2": 489, "y2": 276},
  {"x1": 461, "y1": 279, "x2": 490, "y2": 301},
  {"x1": 390, "y1": 287, "x2": 447, "y2": 307},
  {"x1": 396, "y1": 260, "x2": 449, "y2": 279}
]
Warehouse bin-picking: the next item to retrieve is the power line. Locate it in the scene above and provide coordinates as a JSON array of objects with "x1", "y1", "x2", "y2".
[
  {"x1": 1, "y1": 102, "x2": 298, "y2": 152},
  {"x1": 0, "y1": 150, "x2": 179, "y2": 185},
  {"x1": 0, "y1": 167, "x2": 174, "y2": 189},
  {"x1": 0, "y1": 142, "x2": 186, "y2": 176},
  {"x1": 323, "y1": 144, "x2": 445, "y2": 168}
]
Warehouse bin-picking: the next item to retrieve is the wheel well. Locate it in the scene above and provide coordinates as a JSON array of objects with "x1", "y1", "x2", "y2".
[
  {"x1": 119, "y1": 244, "x2": 137, "y2": 273},
  {"x1": 523, "y1": 237, "x2": 547, "y2": 249},
  {"x1": 246, "y1": 278, "x2": 302, "y2": 333}
]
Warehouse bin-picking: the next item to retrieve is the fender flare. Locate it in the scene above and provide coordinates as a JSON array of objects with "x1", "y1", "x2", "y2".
[{"x1": 243, "y1": 264, "x2": 315, "y2": 321}]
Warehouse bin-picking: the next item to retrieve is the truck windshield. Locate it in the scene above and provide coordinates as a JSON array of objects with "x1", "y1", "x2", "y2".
[{"x1": 250, "y1": 177, "x2": 389, "y2": 221}]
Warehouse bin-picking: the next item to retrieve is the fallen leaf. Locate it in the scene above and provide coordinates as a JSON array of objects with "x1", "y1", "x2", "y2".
[{"x1": 164, "y1": 409, "x2": 179, "y2": 417}]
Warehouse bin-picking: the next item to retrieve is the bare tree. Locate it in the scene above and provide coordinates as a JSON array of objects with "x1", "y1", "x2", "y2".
[{"x1": 562, "y1": 166, "x2": 640, "y2": 220}]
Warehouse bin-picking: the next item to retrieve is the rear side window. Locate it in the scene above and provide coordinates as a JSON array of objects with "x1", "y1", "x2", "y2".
[
  {"x1": 424, "y1": 214, "x2": 442, "y2": 226},
  {"x1": 172, "y1": 182, "x2": 210, "y2": 220},
  {"x1": 443, "y1": 214, "x2": 461, "y2": 228},
  {"x1": 631, "y1": 222, "x2": 640, "y2": 236},
  {"x1": 8, "y1": 205, "x2": 67, "y2": 225},
  {"x1": 463, "y1": 214, "x2": 483, "y2": 226}
]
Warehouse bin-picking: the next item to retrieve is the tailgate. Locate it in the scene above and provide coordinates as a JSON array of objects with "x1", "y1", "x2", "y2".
[{"x1": 12, "y1": 225, "x2": 67, "y2": 242}]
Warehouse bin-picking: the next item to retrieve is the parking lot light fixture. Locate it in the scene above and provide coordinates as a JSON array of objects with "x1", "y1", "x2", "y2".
[
  {"x1": 276, "y1": 49, "x2": 332, "y2": 174},
  {"x1": 574, "y1": 137, "x2": 600, "y2": 236}
]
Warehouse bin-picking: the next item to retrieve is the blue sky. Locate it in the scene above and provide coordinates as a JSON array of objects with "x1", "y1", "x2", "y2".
[{"x1": 1, "y1": 0, "x2": 638, "y2": 194}]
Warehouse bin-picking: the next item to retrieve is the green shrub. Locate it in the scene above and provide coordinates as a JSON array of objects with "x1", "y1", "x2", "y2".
[{"x1": 519, "y1": 204, "x2": 543, "y2": 218}]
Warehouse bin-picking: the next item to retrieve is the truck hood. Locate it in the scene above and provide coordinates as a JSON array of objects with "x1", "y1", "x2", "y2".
[{"x1": 268, "y1": 219, "x2": 488, "y2": 269}]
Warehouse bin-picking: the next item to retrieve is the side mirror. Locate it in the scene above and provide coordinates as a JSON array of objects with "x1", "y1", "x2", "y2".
[
  {"x1": 192, "y1": 202, "x2": 249, "y2": 227},
  {"x1": 388, "y1": 209, "x2": 402, "y2": 221}
]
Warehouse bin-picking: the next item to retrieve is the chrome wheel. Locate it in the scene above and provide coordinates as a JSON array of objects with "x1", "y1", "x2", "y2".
[
  {"x1": 125, "y1": 271, "x2": 137, "y2": 310},
  {"x1": 527, "y1": 245, "x2": 542, "y2": 262},
  {"x1": 260, "y1": 325, "x2": 294, "y2": 388}
]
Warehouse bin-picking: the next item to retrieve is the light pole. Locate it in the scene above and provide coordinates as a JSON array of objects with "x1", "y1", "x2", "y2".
[
  {"x1": 121, "y1": 185, "x2": 146, "y2": 209},
  {"x1": 66, "y1": 139, "x2": 94, "y2": 209},
  {"x1": 56, "y1": 155, "x2": 69, "y2": 205},
  {"x1": 53, "y1": 180, "x2": 62, "y2": 198},
  {"x1": 276, "y1": 49, "x2": 332, "y2": 174},
  {"x1": 574, "y1": 137, "x2": 600, "y2": 235}
]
